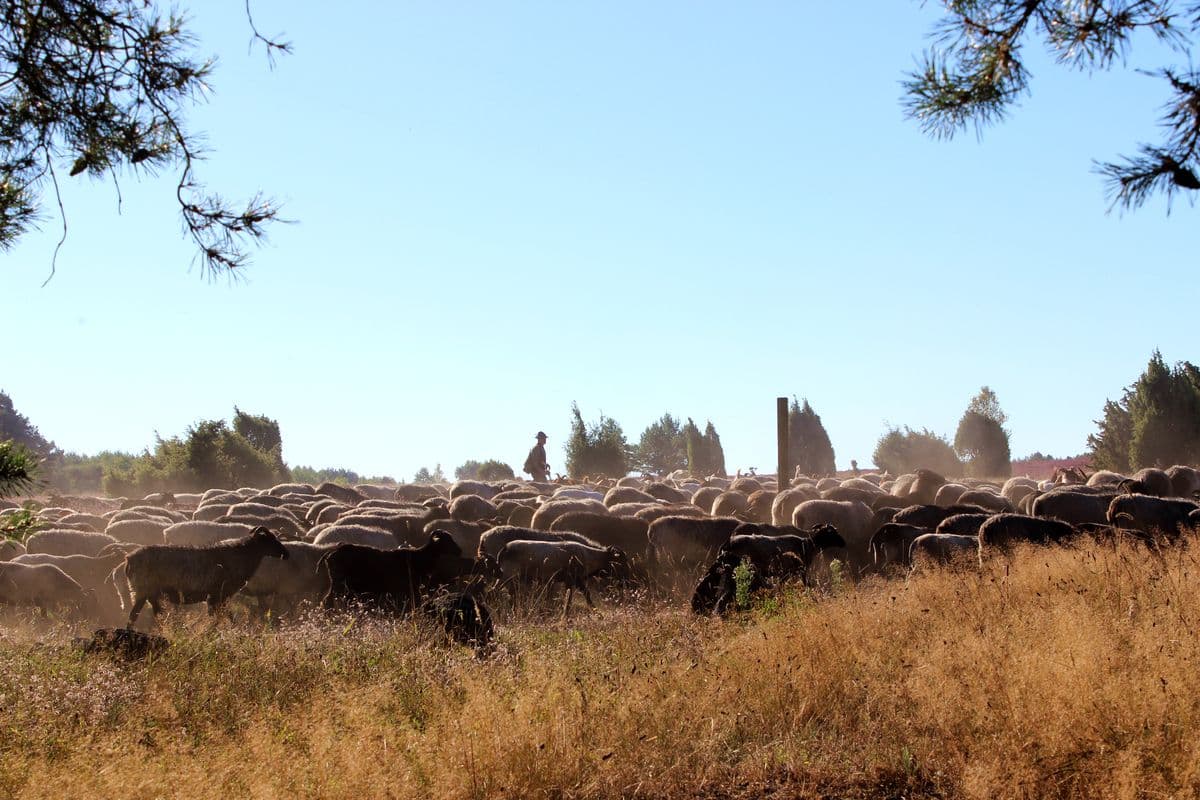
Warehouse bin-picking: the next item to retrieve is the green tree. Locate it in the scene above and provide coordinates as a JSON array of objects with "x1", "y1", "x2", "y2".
[
  {"x1": 455, "y1": 459, "x2": 515, "y2": 481},
  {"x1": 0, "y1": 2, "x2": 289, "y2": 279},
  {"x1": 789, "y1": 398, "x2": 836, "y2": 477},
  {"x1": 1088, "y1": 352, "x2": 1200, "y2": 470},
  {"x1": 873, "y1": 426, "x2": 962, "y2": 477},
  {"x1": 413, "y1": 464, "x2": 446, "y2": 484},
  {"x1": 906, "y1": 1, "x2": 1200, "y2": 211},
  {"x1": 633, "y1": 413, "x2": 686, "y2": 476},
  {"x1": 703, "y1": 420, "x2": 726, "y2": 477},
  {"x1": 564, "y1": 403, "x2": 630, "y2": 479},
  {"x1": 954, "y1": 387, "x2": 1012, "y2": 478},
  {"x1": 290, "y1": 466, "x2": 361, "y2": 486}
]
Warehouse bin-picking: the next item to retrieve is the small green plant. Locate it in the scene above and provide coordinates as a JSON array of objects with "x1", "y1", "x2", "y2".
[
  {"x1": 733, "y1": 557, "x2": 755, "y2": 610},
  {"x1": 829, "y1": 559, "x2": 845, "y2": 593},
  {"x1": 1, "y1": 507, "x2": 43, "y2": 542},
  {"x1": 901, "y1": 745, "x2": 918, "y2": 777}
]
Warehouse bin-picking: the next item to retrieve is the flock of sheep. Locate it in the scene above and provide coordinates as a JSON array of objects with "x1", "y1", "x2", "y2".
[{"x1": 1, "y1": 463, "x2": 1198, "y2": 644}]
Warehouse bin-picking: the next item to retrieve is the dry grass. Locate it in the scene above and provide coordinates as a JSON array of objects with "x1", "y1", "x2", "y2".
[{"x1": 2, "y1": 536, "x2": 1200, "y2": 799}]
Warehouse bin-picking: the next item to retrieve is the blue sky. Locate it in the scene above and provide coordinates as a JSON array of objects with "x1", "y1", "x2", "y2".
[{"x1": 3, "y1": 2, "x2": 1194, "y2": 479}]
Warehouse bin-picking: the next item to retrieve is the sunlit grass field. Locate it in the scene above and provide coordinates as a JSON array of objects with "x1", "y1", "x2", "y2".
[{"x1": 1, "y1": 536, "x2": 1197, "y2": 799}]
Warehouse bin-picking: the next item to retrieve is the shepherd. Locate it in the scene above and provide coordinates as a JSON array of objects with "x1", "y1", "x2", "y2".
[{"x1": 523, "y1": 431, "x2": 550, "y2": 482}]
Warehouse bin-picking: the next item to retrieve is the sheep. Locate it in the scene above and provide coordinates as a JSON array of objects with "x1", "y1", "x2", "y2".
[
  {"x1": 449, "y1": 494, "x2": 500, "y2": 523},
  {"x1": 1106, "y1": 494, "x2": 1199, "y2": 540},
  {"x1": 791, "y1": 500, "x2": 873, "y2": 568},
  {"x1": 646, "y1": 516, "x2": 742, "y2": 571},
  {"x1": 1087, "y1": 470, "x2": 1126, "y2": 488},
  {"x1": 113, "y1": 506, "x2": 187, "y2": 524},
  {"x1": 394, "y1": 484, "x2": 445, "y2": 503},
  {"x1": 529, "y1": 499, "x2": 608, "y2": 531},
  {"x1": 56, "y1": 513, "x2": 108, "y2": 532},
  {"x1": 933, "y1": 483, "x2": 969, "y2": 507},
  {"x1": 711, "y1": 491, "x2": 750, "y2": 518},
  {"x1": 550, "y1": 512, "x2": 651, "y2": 563},
  {"x1": 422, "y1": 519, "x2": 489, "y2": 556},
  {"x1": 690, "y1": 525, "x2": 846, "y2": 615},
  {"x1": 312, "y1": 525, "x2": 400, "y2": 550},
  {"x1": 731, "y1": 477, "x2": 764, "y2": 495},
  {"x1": 422, "y1": 590, "x2": 495, "y2": 651},
  {"x1": 477, "y1": 526, "x2": 600, "y2": 561},
  {"x1": 122, "y1": 527, "x2": 289, "y2": 624},
  {"x1": 25, "y1": 529, "x2": 118, "y2": 557},
  {"x1": 1031, "y1": 488, "x2": 1116, "y2": 526},
  {"x1": 1001, "y1": 477, "x2": 1040, "y2": 507},
  {"x1": 821, "y1": 486, "x2": 878, "y2": 505},
  {"x1": 891, "y1": 503, "x2": 988, "y2": 531},
  {"x1": 770, "y1": 487, "x2": 820, "y2": 526},
  {"x1": 269, "y1": 482, "x2": 317, "y2": 498},
  {"x1": 1167, "y1": 465, "x2": 1200, "y2": 498},
  {"x1": 0, "y1": 562, "x2": 95, "y2": 619},
  {"x1": 240, "y1": 541, "x2": 336, "y2": 616},
  {"x1": 354, "y1": 484, "x2": 398, "y2": 501},
  {"x1": 0, "y1": 539, "x2": 26, "y2": 561},
  {"x1": 217, "y1": 512, "x2": 305, "y2": 539},
  {"x1": 163, "y1": 521, "x2": 255, "y2": 547},
  {"x1": 955, "y1": 490, "x2": 1013, "y2": 514},
  {"x1": 892, "y1": 469, "x2": 945, "y2": 505},
  {"x1": 722, "y1": 523, "x2": 847, "y2": 581},
  {"x1": 450, "y1": 480, "x2": 499, "y2": 500},
  {"x1": 506, "y1": 504, "x2": 536, "y2": 528},
  {"x1": 105, "y1": 518, "x2": 169, "y2": 546},
  {"x1": 497, "y1": 540, "x2": 630, "y2": 612},
  {"x1": 644, "y1": 482, "x2": 689, "y2": 504},
  {"x1": 977, "y1": 514, "x2": 1077, "y2": 557},
  {"x1": 1124, "y1": 468, "x2": 1173, "y2": 498},
  {"x1": 320, "y1": 530, "x2": 468, "y2": 612},
  {"x1": 688, "y1": 486, "x2": 719, "y2": 512},
  {"x1": 603, "y1": 487, "x2": 656, "y2": 507},
  {"x1": 13, "y1": 549, "x2": 128, "y2": 622},
  {"x1": 909, "y1": 534, "x2": 979, "y2": 569},
  {"x1": 551, "y1": 487, "x2": 605, "y2": 502},
  {"x1": 192, "y1": 504, "x2": 233, "y2": 522},
  {"x1": 634, "y1": 504, "x2": 706, "y2": 523},
  {"x1": 868, "y1": 523, "x2": 927, "y2": 569},
  {"x1": 935, "y1": 513, "x2": 990, "y2": 536}
]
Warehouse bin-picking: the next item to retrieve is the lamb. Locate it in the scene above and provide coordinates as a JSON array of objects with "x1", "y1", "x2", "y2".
[
  {"x1": 163, "y1": 521, "x2": 255, "y2": 547},
  {"x1": 0, "y1": 562, "x2": 95, "y2": 619},
  {"x1": 320, "y1": 530, "x2": 468, "y2": 612},
  {"x1": 496, "y1": 540, "x2": 630, "y2": 612},
  {"x1": 25, "y1": 529, "x2": 118, "y2": 557},
  {"x1": 105, "y1": 518, "x2": 169, "y2": 546},
  {"x1": 122, "y1": 527, "x2": 289, "y2": 624}
]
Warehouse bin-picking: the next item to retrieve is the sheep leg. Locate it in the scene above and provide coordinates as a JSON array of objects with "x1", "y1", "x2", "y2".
[
  {"x1": 561, "y1": 583, "x2": 574, "y2": 619},
  {"x1": 127, "y1": 595, "x2": 148, "y2": 626}
]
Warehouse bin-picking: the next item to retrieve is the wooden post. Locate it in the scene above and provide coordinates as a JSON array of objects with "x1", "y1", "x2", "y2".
[{"x1": 777, "y1": 397, "x2": 789, "y2": 491}]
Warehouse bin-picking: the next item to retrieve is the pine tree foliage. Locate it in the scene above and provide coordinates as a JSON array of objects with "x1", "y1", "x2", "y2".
[
  {"x1": 564, "y1": 403, "x2": 630, "y2": 479},
  {"x1": 633, "y1": 413, "x2": 686, "y2": 476},
  {"x1": 0, "y1": 1, "x2": 290, "y2": 280},
  {"x1": 0, "y1": 390, "x2": 55, "y2": 457},
  {"x1": 703, "y1": 420, "x2": 726, "y2": 477},
  {"x1": 1088, "y1": 352, "x2": 1200, "y2": 469},
  {"x1": 954, "y1": 386, "x2": 1012, "y2": 478},
  {"x1": 1090, "y1": 351, "x2": 1200, "y2": 469},
  {"x1": 788, "y1": 398, "x2": 836, "y2": 477},
  {"x1": 905, "y1": 1, "x2": 1200, "y2": 212},
  {"x1": 412, "y1": 464, "x2": 446, "y2": 484}
]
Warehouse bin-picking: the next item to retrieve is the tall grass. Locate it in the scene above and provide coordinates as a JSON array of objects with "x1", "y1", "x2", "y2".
[{"x1": 3, "y1": 536, "x2": 1200, "y2": 799}]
